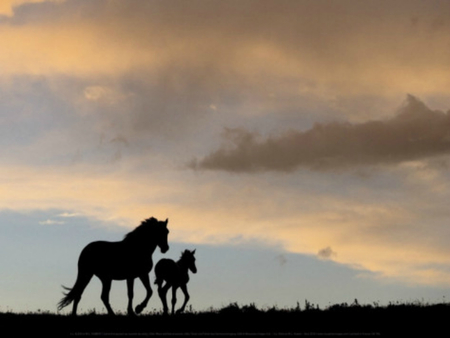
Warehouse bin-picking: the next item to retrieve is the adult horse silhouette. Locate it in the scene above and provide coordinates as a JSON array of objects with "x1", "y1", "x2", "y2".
[
  {"x1": 155, "y1": 249, "x2": 197, "y2": 315},
  {"x1": 57, "y1": 217, "x2": 170, "y2": 316}
]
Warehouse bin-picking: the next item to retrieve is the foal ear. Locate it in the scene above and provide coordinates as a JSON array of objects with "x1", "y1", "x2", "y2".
[
  {"x1": 192, "y1": 249, "x2": 196, "y2": 255},
  {"x1": 164, "y1": 218, "x2": 169, "y2": 226}
]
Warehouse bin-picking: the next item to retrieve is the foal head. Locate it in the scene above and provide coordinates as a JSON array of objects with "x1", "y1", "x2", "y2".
[{"x1": 181, "y1": 249, "x2": 197, "y2": 274}]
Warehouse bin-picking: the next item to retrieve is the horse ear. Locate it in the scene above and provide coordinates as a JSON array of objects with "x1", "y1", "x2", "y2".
[
  {"x1": 192, "y1": 249, "x2": 196, "y2": 254},
  {"x1": 164, "y1": 218, "x2": 168, "y2": 226}
]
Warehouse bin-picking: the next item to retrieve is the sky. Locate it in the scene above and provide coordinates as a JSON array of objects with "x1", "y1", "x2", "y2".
[{"x1": 1, "y1": 0, "x2": 450, "y2": 313}]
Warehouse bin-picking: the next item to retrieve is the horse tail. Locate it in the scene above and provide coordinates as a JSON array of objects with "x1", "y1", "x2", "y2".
[
  {"x1": 57, "y1": 269, "x2": 93, "y2": 311},
  {"x1": 57, "y1": 285, "x2": 76, "y2": 311}
]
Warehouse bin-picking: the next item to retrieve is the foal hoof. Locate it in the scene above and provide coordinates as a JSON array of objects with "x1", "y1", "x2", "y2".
[{"x1": 135, "y1": 304, "x2": 145, "y2": 314}]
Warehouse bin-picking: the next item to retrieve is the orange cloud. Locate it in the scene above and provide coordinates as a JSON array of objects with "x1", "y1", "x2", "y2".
[
  {"x1": 1, "y1": 0, "x2": 450, "y2": 100},
  {"x1": 1, "y1": 160, "x2": 450, "y2": 286},
  {"x1": 0, "y1": 23, "x2": 161, "y2": 76},
  {"x1": 0, "y1": 0, "x2": 63, "y2": 17}
]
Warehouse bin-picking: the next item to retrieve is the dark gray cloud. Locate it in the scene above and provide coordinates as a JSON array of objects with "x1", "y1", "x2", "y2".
[
  {"x1": 274, "y1": 254, "x2": 287, "y2": 266},
  {"x1": 190, "y1": 96, "x2": 450, "y2": 172},
  {"x1": 3, "y1": 1, "x2": 450, "y2": 169},
  {"x1": 317, "y1": 247, "x2": 337, "y2": 260}
]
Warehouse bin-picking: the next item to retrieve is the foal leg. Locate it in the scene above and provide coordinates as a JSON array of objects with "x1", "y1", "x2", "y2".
[
  {"x1": 126, "y1": 278, "x2": 135, "y2": 316},
  {"x1": 176, "y1": 284, "x2": 190, "y2": 314},
  {"x1": 100, "y1": 278, "x2": 115, "y2": 315},
  {"x1": 135, "y1": 274, "x2": 152, "y2": 314},
  {"x1": 171, "y1": 286, "x2": 178, "y2": 315},
  {"x1": 158, "y1": 283, "x2": 171, "y2": 315}
]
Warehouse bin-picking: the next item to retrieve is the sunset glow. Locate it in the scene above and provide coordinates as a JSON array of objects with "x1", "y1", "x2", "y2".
[{"x1": 1, "y1": 0, "x2": 450, "y2": 313}]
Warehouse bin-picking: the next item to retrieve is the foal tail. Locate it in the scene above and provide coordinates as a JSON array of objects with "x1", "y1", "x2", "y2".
[
  {"x1": 154, "y1": 260, "x2": 163, "y2": 287},
  {"x1": 57, "y1": 270, "x2": 92, "y2": 311},
  {"x1": 154, "y1": 275, "x2": 163, "y2": 287}
]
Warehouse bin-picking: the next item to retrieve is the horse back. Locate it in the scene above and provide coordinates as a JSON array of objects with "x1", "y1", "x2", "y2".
[{"x1": 79, "y1": 240, "x2": 153, "y2": 279}]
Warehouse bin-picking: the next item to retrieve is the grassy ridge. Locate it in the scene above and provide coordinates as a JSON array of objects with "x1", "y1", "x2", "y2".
[{"x1": 2, "y1": 302, "x2": 449, "y2": 336}]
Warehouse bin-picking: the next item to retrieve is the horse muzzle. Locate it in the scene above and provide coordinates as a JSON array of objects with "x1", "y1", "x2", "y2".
[{"x1": 160, "y1": 245, "x2": 169, "y2": 254}]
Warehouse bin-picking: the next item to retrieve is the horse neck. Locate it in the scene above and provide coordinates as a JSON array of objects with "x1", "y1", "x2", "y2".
[{"x1": 123, "y1": 237, "x2": 158, "y2": 253}]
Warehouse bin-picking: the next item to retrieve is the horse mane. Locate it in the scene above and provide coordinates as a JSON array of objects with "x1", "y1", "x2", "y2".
[{"x1": 123, "y1": 217, "x2": 158, "y2": 242}]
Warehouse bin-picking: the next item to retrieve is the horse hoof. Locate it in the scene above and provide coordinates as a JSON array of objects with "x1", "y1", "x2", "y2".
[{"x1": 135, "y1": 305, "x2": 144, "y2": 314}]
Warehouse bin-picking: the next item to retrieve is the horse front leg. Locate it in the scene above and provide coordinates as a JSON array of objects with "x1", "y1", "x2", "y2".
[
  {"x1": 135, "y1": 274, "x2": 152, "y2": 314},
  {"x1": 176, "y1": 284, "x2": 190, "y2": 314},
  {"x1": 127, "y1": 278, "x2": 135, "y2": 316}
]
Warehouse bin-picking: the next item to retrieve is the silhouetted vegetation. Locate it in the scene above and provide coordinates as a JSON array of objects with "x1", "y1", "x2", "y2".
[{"x1": 2, "y1": 300, "x2": 449, "y2": 336}]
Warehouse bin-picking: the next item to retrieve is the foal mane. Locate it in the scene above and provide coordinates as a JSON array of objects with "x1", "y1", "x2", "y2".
[
  {"x1": 179, "y1": 249, "x2": 195, "y2": 261},
  {"x1": 123, "y1": 217, "x2": 158, "y2": 242}
]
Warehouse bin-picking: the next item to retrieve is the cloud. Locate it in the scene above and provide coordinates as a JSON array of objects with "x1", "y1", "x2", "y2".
[
  {"x1": 317, "y1": 247, "x2": 337, "y2": 260},
  {"x1": 39, "y1": 219, "x2": 65, "y2": 225},
  {"x1": 0, "y1": 0, "x2": 63, "y2": 17},
  {"x1": 1, "y1": 157, "x2": 450, "y2": 286},
  {"x1": 1, "y1": 0, "x2": 450, "y2": 96},
  {"x1": 190, "y1": 96, "x2": 450, "y2": 172},
  {"x1": 0, "y1": 75, "x2": 210, "y2": 167},
  {"x1": 1, "y1": 0, "x2": 450, "y2": 290},
  {"x1": 274, "y1": 254, "x2": 287, "y2": 266},
  {"x1": 57, "y1": 212, "x2": 81, "y2": 218},
  {"x1": 2, "y1": 0, "x2": 450, "y2": 153}
]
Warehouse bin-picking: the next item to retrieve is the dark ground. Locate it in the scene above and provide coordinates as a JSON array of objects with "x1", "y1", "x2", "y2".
[{"x1": 1, "y1": 302, "x2": 449, "y2": 337}]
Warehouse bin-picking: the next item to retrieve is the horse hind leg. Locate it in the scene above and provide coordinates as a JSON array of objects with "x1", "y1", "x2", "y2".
[
  {"x1": 75, "y1": 270, "x2": 94, "y2": 313},
  {"x1": 58, "y1": 270, "x2": 93, "y2": 316},
  {"x1": 100, "y1": 278, "x2": 115, "y2": 315},
  {"x1": 127, "y1": 278, "x2": 135, "y2": 316}
]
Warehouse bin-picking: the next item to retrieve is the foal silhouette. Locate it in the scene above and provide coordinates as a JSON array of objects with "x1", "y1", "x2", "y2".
[
  {"x1": 155, "y1": 249, "x2": 197, "y2": 314},
  {"x1": 58, "y1": 217, "x2": 170, "y2": 316}
]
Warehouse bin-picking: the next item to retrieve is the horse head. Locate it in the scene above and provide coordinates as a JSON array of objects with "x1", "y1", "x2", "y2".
[
  {"x1": 124, "y1": 217, "x2": 170, "y2": 253},
  {"x1": 156, "y1": 218, "x2": 170, "y2": 254}
]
